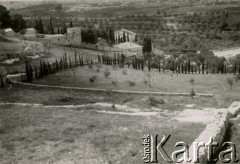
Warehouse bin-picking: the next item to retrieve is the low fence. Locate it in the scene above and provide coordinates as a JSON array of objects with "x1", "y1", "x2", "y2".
[{"x1": 80, "y1": 42, "x2": 124, "y2": 52}]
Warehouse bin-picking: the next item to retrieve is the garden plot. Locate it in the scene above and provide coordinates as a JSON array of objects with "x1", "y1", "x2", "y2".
[{"x1": 33, "y1": 64, "x2": 240, "y2": 107}]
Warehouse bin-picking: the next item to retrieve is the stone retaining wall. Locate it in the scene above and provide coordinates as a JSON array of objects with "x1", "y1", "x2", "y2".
[{"x1": 183, "y1": 102, "x2": 240, "y2": 164}]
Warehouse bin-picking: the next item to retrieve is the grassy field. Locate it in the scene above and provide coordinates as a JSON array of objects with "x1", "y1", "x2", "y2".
[
  {"x1": 0, "y1": 86, "x2": 206, "y2": 164},
  {"x1": 33, "y1": 64, "x2": 240, "y2": 108}
]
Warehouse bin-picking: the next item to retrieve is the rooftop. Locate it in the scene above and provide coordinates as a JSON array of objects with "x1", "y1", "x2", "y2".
[
  {"x1": 115, "y1": 29, "x2": 136, "y2": 35},
  {"x1": 3, "y1": 28, "x2": 14, "y2": 33},
  {"x1": 44, "y1": 34, "x2": 66, "y2": 38},
  {"x1": 114, "y1": 42, "x2": 142, "y2": 49}
]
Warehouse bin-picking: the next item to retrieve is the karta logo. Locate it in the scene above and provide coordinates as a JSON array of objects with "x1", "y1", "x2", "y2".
[{"x1": 142, "y1": 135, "x2": 239, "y2": 163}]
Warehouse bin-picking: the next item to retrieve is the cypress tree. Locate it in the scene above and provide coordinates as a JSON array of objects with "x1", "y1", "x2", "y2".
[
  {"x1": 163, "y1": 59, "x2": 165, "y2": 73},
  {"x1": 181, "y1": 63, "x2": 184, "y2": 74},
  {"x1": 172, "y1": 60, "x2": 175, "y2": 73},
  {"x1": 188, "y1": 60, "x2": 191, "y2": 73},
  {"x1": 224, "y1": 65, "x2": 227, "y2": 74},
  {"x1": 206, "y1": 62, "x2": 208, "y2": 74},
  {"x1": 118, "y1": 35, "x2": 121, "y2": 43},
  {"x1": 233, "y1": 62, "x2": 237, "y2": 75},
  {"x1": 239, "y1": 62, "x2": 240, "y2": 74},
  {"x1": 39, "y1": 18, "x2": 44, "y2": 34},
  {"x1": 159, "y1": 59, "x2": 161, "y2": 72},
  {"x1": 63, "y1": 23, "x2": 67, "y2": 34},
  {"x1": 50, "y1": 18, "x2": 54, "y2": 34},
  {"x1": 202, "y1": 62, "x2": 205, "y2": 74},
  {"x1": 35, "y1": 19, "x2": 39, "y2": 33},
  {"x1": 121, "y1": 53, "x2": 125, "y2": 67},
  {"x1": 213, "y1": 63, "x2": 215, "y2": 74},
  {"x1": 127, "y1": 33, "x2": 130, "y2": 42},
  {"x1": 74, "y1": 50, "x2": 77, "y2": 66},
  {"x1": 191, "y1": 63, "x2": 193, "y2": 74},
  {"x1": 25, "y1": 61, "x2": 29, "y2": 81},
  {"x1": 29, "y1": 64, "x2": 33, "y2": 82},
  {"x1": 35, "y1": 66, "x2": 38, "y2": 79},
  {"x1": 123, "y1": 32, "x2": 126, "y2": 42},
  {"x1": 148, "y1": 60, "x2": 151, "y2": 72},
  {"x1": 69, "y1": 57, "x2": 72, "y2": 68},
  {"x1": 70, "y1": 21, "x2": 73, "y2": 28},
  {"x1": 141, "y1": 59, "x2": 144, "y2": 71},
  {"x1": 48, "y1": 62, "x2": 52, "y2": 74},
  {"x1": 0, "y1": 77, "x2": 4, "y2": 87},
  {"x1": 222, "y1": 61, "x2": 224, "y2": 74}
]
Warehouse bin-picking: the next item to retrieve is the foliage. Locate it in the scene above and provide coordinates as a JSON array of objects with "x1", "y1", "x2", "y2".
[
  {"x1": 190, "y1": 78, "x2": 195, "y2": 85},
  {"x1": 128, "y1": 81, "x2": 136, "y2": 87},
  {"x1": 227, "y1": 77, "x2": 234, "y2": 90},
  {"x1": 11, "y1": 14, "x2": 26, "y2": 32},
  {"x1": 142, "y1": 37, "x2": 152, "y2": 53},
  {"x1": 148, "y1": 97, "x2": 165, "y2": 106},
  {"x1": 190, "y1": 88, "x2": 196, "y2": 98},
  {"x1": 104, "y1": 69, "x2": 110, "y2": 78},
  {"x1": 0, "y1": 5, "x2": 26, "y2": 32},
  {"x1": 0, "y1": 5, "x2": 12, "y2": 29},
  {"x1": 122, "y1": 70, "x2": 127, "y2": 75},
  {"x1": 89, "y1": 76, "x2": 96, "y2": 84}
]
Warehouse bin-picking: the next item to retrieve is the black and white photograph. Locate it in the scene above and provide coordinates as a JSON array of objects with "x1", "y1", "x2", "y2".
[{"x1": 0, "y1": 0, "x2": 240, "y2": 163}]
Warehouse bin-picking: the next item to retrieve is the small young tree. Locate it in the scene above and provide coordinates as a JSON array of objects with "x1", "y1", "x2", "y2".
[
  {"x1": 147, "y1": 72, "x2": 151, "y2": 88},
  {"x1": 227, "y1": 78, "x2": 234, "y2": 90},
  {"x1": 104, "y1": 69, "x2": 110, "y2": 78},
  {"x1": 190, "y1": 88, "x2": 196, "y2": 98}
]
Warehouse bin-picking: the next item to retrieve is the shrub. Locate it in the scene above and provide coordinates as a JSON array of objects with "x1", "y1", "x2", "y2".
[
  {"x1": 227, "y1": 78, "x2": 234, "y2": 90},
  {"x1": 106, "y1": 88, "x2": 112, "y2": 96},
  {"x1": 112, "y1": 102, "x2": 115, "y2": 109},
  {"x1": 104, "y1": 69, "x2": 110, "y2": 78},
  {"x1": 96, "y1": 67, "x2": 100, "y2": 72},
  {"x1": 112, "y1": 65, "x2": 118, "y2": 70},
  {"x1": 112, "y1": 80, "x2": 118, "y2": 86},
  {"x1": 143, "y1": 79, "x2": 148, "y2": 86},
  {"x1": 122, "y1": 70, "x2": 127, "y2": 75},
  {"x1": 88, "y1": 64, "x2": 93, "y2": 69},
  {"x1": 149, "y1": 97, "x2": 165, "y2": 106},
  {"x1": 128, "y1": 81, "x2": 136, "y2": 87},
  {"x1": 59, "y1": 96, "x2": 73, "y2": 102},
  {"x1": 235, "y1": 74, "x2": 240, "y2": 82},
  {"x1": 190, "y1": 78, "x2": 195, "y2": 85},
  {"x1": 89, "y1": 76, "x2": 97, "y2": 83},
  {"x1": 190, "y1": 88, "x2": 196, "y2": 98},
  {"x1": 92, "y1": 75, "x2": 97, "y2": 80}
]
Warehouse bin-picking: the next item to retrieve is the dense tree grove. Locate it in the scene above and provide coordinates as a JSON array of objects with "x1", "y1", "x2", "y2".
[
  {"x1": 24, "y1": 53, "x2": 86, "y2": 83},
  {"x1": 142, "y1": 37, "x2": 152, "y2": 53},
  {"x1": 0, "y1": 5, "x2": 26, "y2": 32},
  {"x1": 81, "y1": 27, "x2": 115, "y2": 45}
]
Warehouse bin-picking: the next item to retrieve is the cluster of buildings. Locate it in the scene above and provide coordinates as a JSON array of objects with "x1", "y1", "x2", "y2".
[
  {"x1": 38, "y1": 27, "x2": 82, "y2": 47},
  {"x1": 1, "y1": 26, "x2": 143, "y2": 57},
  {"x1": 113, "y1": 29, "x2": 143, "y2": 57}
]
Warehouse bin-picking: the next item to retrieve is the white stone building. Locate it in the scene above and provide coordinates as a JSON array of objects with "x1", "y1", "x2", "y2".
[
  {"x1": 45, "y1": 27, "x2": 82, "y2": 47},
  {"x1": 114, "y1": 42, "x2": 143, "y2": 57},
  {"x1": 24, "y1": 28, "x2": 37, "y2": 38},
  {"x1": 67, "y1": 27, "x2": 82, "y2": 47}
]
